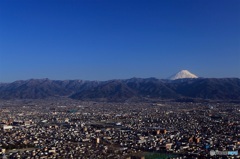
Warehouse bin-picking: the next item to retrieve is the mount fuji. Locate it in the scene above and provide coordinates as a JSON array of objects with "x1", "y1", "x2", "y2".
[{"x1": 169, "y1": 70, "x2": 198, "y2": 80}]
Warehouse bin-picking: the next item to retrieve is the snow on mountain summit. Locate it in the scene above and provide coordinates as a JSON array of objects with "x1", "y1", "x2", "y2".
[{"x1": 169, "y1": 70, "x2": 198, "y2": 80}]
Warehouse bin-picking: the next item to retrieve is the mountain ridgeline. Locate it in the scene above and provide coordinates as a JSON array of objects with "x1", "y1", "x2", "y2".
[{"x1": 0, "y1": 78, "x2": 240, "y2": 102}]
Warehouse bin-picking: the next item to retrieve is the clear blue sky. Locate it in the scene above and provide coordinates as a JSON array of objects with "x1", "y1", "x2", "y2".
[{"x1": 0, "y1": 0, "x2": 239, "y2": 82}]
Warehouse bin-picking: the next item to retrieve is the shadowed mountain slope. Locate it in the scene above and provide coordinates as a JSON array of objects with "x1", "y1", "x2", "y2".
[{"x1": 0, "y1": 78, "x2": 240, "y2": 101}]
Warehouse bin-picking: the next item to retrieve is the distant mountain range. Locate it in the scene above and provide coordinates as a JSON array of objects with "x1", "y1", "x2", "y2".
[{"x1": 0, "y1": 77, "x2": 240, "y2": 102}]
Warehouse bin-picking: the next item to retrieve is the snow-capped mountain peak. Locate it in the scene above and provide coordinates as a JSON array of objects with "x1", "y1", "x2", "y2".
[{"x1": 169, "y1": 70, "x2": 198, "y2": 80}]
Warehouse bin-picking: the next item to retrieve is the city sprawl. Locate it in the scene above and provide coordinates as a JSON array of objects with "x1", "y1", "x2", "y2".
[{"x1": 0, "y1": 99, "x2": 239, "y2": 159}]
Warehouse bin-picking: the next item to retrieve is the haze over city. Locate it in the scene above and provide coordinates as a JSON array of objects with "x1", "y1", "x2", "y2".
[{"x1": 0, "y1": 0, "x2": 239, "y2": 82}]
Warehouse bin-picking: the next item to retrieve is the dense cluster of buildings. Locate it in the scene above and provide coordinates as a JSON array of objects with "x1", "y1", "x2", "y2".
[{"x1": 0, "y1": 99, "x2": 239, "y2": 158}]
